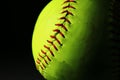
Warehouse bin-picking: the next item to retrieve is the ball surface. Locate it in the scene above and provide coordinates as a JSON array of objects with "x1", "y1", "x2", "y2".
[{"x1": 32, "y1": 0, "x2": 114, "y2": 80}]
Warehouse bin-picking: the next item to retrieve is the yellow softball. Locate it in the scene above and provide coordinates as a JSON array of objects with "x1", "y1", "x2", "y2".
[{"x1": 32, "y1": 0, "x2": 114, "y2": 80}]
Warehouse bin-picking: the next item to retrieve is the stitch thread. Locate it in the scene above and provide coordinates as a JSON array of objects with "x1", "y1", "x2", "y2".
[
  {"x1": 55, "y1": 24, "x2": 68, "y2": 31},
  {"x1": 60, "y1": 17, "x2": 71, "y2": 24},
  {"x1": 47, "y1": 40, "x2": 58, "y2": 51},
  {"x1": 63, "y1": 5, "x2": 76, "y2": 9},
  {"x1": 61, "y1": 10, "x2": 74, "y2": 16},
  {"x1": 36, "y1": 0, "x2": 76, "y2": 70},
  {"x1": 41, "y1": 50, "x2": 51, "y2": 61},
  {"x1": 64, "y1": 0, "x2": 77, "y2": 4},
  {"x1": 44, "y1": 45, "x2": 54, "y2": 56},
  {"x1": 53, "y1": 29, "x2": 65, "y2": 38}
]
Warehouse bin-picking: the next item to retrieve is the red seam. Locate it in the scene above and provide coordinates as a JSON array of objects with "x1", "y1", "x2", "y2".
[
  {"x1": 41, "y1": 50, "x2": 51, "y2": 61},
  {"x1": 61, "y1": 10, "x2": 74, "y2": 16},
  {"x1": 42, "y1": 63, "x2": 46, "y2": 68},
  {"x1": 60, "y1": 17, "x2": 71, "y2": 24},
  {"x1": 46, "y1": 55, "x2": 51, "y2": 61},
  {"x1": 44, "y1": 59, "x2": 48, "y2": 64},
  {"x1": 38, "y1": 53, "x2": 48, "y2": 64},
  {"x1": 44, "y1": 45, "x2": 54, "y2": 56},
  {"x1": 63, "y1": 5, "x2": 76, "y2": 9},
  {"x1": 39, "y1": 53, "x2": 44, "y2": 58},
  {"x1": 36, "y1": 59, "x2": 40, "y2": 64},
  {"x1": 64, "y1": 0, "x2": 77, "y2": 4},
  {"x1": 40, "y1": 65, "x2": 44, "y2": 70},
  {"x1": 36, "y1": 59, "x2": 44, "y2": 70},
  {"x1": 37, "y1": 58, "x2": 41, "y2": 62},
  {"x1": 37, "y1": 0, "x2": 76, "y2": 70},
  {"x1": 41, "y1": 50, "x2": 46, "y2": 54},
  {"x1": 47, "y1": 40, "x2": 58, "y2": 51},
  {"x1": 53, "y1": 29, "x2": 65, "y2": 38},
  {"x1": 50, "y1": 35, "x2": 62, "y2": 46},
  {"x1": 55, "y1": 24, "x2": 68, "y2": 31}
]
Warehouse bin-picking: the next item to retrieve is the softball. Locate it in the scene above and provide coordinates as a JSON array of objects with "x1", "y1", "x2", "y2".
[{"x1": 32, "y1": 0, "x2": 117, "y2": 80}]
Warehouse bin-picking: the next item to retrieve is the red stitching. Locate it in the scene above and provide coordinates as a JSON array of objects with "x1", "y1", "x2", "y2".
[
  {"x1": 36, "y1": 0, "x2": 76, "y2": 69},
  {"x1": 40, "y1": 65, "x2": 44, "y2": 70},
  {"x1": 47, "y1": 40, "x2": 58, "y2": 51},
  {"x1": 36, "y1": 59, "x2": 40, "y2": 64},
  {"x1": 36, "y1": 59, "x2": 44, "y2": 70},
  {"x1": 44, "y1": 59, "x2": 48, "y2": 64},
  {"x1": 39, "y1": 53, "x2": 44, "y2": 58},
  {"x1": 63, "y1": 5, "x2": 76, "y2": 9},
  {"x1": 38, "y1": 53, "x2": 48, "y2": 64},
  {"x1": 37, "y1": 58, "x2": 41, "y2": 62},
  {"x1": 42, "y1": 63, "x2": 46, "y2": 68},
  {"x1": 61, "y1": 10, "x2": 74, "y2": 16},
  {"x1": 50, "y1": 35, "x2": 62, "y2": 46},
  {"x1": 44, "y1": 45, "x2": 54, "y2": 56},
  {"x1": 41, "y1": 49, "x2": 46, "y2": 54},
  {"x1": 46, "y1": 55, "x2": 51, "y2": 61},
  {"x1": 55, "y1": 24, "x2": 68, "y2": 31},
  {"x1": 64, "y1": 0, "x2": 76, "y2": 4},
  {"x1": 53, "y1": 29, "x2": 65, "y2": 38},
  {"x1": 41, "y1": 50, "x2": 51, "y2": 61},
  {"x1": 60, "y1": 17, "x2": 71, "y2": 24},
  {"x1": 37, "y1": 58, "x2": 46, "y2": 69}
]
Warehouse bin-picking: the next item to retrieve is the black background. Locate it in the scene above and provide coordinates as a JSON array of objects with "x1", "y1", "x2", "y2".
[{"x1": 1, "y1": 0, "x2": 51, "y2": 80}]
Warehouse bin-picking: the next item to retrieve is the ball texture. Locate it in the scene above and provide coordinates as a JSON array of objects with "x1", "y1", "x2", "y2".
[{"x1": 32, "y1": 0, "x2": 118, "y2": 80}]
